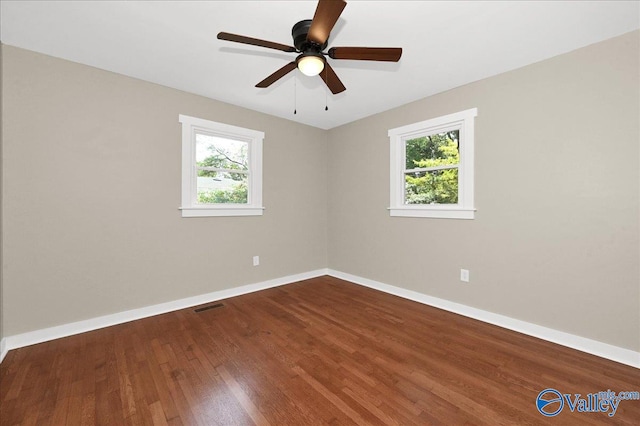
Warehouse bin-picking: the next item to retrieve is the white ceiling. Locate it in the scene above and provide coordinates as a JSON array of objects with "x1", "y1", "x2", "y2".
[{"x1": 1, "y1": 1, "x2": 639, "y2": 129}]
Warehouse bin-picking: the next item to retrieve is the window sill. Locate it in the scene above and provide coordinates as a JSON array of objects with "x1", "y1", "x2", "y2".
[
  {"x1": 180, "y1": 206, "x2": 265, "y2": 217},
  {"x1": 389, "y1": 206, "x2": 475, "y2": 219}
]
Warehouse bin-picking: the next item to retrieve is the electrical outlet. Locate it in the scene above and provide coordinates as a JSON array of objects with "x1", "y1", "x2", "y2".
[
  {"x1": 460, "y1": 269, "x2": 470, "y2": 282},
  {"x1": 253, "y1": 256, "x2": 260, "y2": 266}
]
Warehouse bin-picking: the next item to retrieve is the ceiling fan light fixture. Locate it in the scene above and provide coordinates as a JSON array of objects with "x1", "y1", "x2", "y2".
[{"x1": 297, "y1": 54, "x2": 325, "y2": 76}]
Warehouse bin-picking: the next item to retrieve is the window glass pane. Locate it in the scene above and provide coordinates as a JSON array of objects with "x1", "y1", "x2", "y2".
[
  {"x1": 405, "y1": 130, "x2": 459, "y2": 170},
  {"x1": 405, "y1": 168, "x2": 458, "y2": 204},
  {"x1": 196, "y1": 133, "x2": 248, "y2": 171},
  {"x1": 197, "y1": 171, "x2": 248, "y2": 204}
]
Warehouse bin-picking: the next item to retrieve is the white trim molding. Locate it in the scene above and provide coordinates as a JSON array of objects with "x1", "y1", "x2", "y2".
[
  {"x1": 0, "y1": 338, "x2": 7, "y2": 364},
  {"x1": 388, "y1": 206, "x2": 476, "y2": 220},
  {"x1": 327, "y1": 269, "x2": 640, "y2": 369},
  {"x1": 389, "y1": 108, "x2": 477, "y2": 219},
  {"x1": 0, "y1": 269, "x2": 328, "y2": 362},
  {"x1": 179, "y1": 114, "x2": 265, "y2": 217}
]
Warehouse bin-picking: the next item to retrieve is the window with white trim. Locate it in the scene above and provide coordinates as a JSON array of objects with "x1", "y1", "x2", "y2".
[
  {"x1": 388, "y1": 108, "x2": 477, "y2": 219},
  {"x1": 179, "y1": 114, "x2": 264, "y2": 217}
]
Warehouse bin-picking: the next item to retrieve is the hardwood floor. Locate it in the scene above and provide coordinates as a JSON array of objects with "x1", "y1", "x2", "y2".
[{"x1": 1, "y1": 276, "x2": 639, "y2": 425}]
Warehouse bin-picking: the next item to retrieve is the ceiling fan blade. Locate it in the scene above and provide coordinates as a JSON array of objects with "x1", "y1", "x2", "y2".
[
  {"x1": 217, "y1": 32, "x2": 296, "y2": 53},
  {"x1": 256, "y1": 62, "x2": 297, "y2": 88},
  {"x1": 319, "y1": 63, "x2": 346, "y2": 94},
  {"x1": 307, "y1": 0, "x2": 347, "y2": 46},
  {"x1": 328, "y1": 47, "x2": 402, "y2": 62}
]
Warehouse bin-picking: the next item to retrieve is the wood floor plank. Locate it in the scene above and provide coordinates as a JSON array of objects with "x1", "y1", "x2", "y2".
[
  {"x1": 292, "y1": 364, "x2": 369, "y2": 425},
  {"x1": 157, "y1": 362, "x2": 198, "y2": 425},
  {"x1": 216, "y1": 364, "x2": 272, "y2": 426},
  {"x1": 148, "y1": 400, "x2": 169, "y2": 426},
  {"x1": 1, "y1": 276, "x2": 639, "y2": 425}
]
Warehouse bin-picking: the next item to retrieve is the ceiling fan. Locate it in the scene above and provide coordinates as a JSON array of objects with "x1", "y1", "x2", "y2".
[{"x1": 217, "y1": 0, "x2": 402, "y2": 94}]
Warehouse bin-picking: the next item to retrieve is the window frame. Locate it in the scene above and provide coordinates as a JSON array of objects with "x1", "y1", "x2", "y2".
[
  {"x1": 179, "y1": 114, "x2": 264, "y2": 217},
  {"x1": 388, "y1": 108, "x2": 477, "y2": 219}
]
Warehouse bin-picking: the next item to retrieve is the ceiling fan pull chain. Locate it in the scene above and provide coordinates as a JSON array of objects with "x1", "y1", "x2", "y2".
[
  {"x1": 294, "y1": 72, "x2": 297, "y2": 115},
  {"x1": 325, "y1": 67, "x2": 328, "y2": 111}
]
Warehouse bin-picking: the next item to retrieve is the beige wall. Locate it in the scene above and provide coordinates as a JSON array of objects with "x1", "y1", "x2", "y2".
[
  {"x1": 327, "y1": 31, "x2": 640, "y2": 351},
  {"x1": 2, "y1": 31, "x2": 639, "y2": 353},
  {"x1": 1, "y1": 46, "x2": 327, "y2": 336},
  {"x1": 0, "y1": 43, "x2": 4, "y2": 344}
]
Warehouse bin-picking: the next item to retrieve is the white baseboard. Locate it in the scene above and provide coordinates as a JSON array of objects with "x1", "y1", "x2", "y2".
[
  {"x1": 3, "y1": 268, "x2": 638, "y2": 369},
  {"x1": 0, "y1": 338, "x2": 7, "y2": 364},
  {"x1": 1, "y1": 269, "x2": 328, "y2": 361},
  {"x1": 327, "y1": 269, "x2": 640, "y2": 369}
]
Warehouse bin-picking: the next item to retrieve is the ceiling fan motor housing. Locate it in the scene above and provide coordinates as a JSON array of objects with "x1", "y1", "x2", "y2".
[{"x1": 292, "y1": 19, "x2": 328, "y2": 52}]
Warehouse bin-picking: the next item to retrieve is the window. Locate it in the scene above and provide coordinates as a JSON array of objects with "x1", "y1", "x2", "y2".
[
  {"x1": 388, "y1": 108, "x2": 477, "y2": 219},
  {"x1": 179, "y1": 114, "x2": 264, "y2": 217}
]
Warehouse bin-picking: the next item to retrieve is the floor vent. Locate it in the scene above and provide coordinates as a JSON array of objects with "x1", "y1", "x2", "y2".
[{"x1": 194, "y1": 303, "x2": 224, "y2": 313}]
